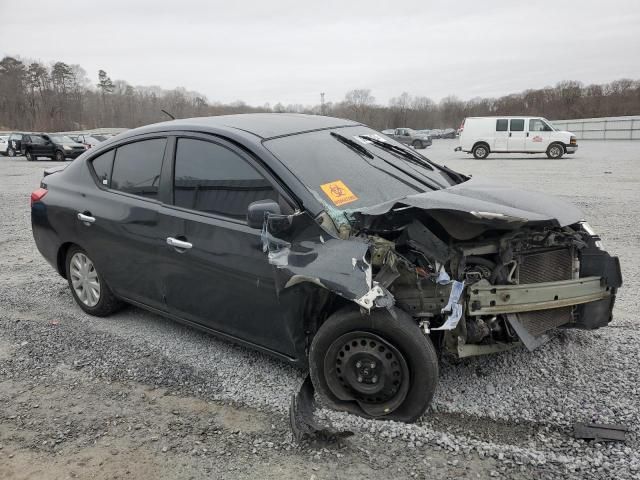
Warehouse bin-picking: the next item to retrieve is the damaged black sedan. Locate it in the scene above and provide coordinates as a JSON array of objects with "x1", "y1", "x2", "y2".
[{"x1": 31, "y1": 114, "x2": 622, "y2": 422}]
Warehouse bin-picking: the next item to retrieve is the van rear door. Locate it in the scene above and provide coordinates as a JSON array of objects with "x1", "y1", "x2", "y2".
[{"x1": 508, "y1": 119, "x2": 526, "y2": 151}]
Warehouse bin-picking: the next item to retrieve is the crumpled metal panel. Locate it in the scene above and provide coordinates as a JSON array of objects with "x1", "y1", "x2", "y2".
[{"x1": 356, "y1": 178, "x2": 583, "y2": 230}]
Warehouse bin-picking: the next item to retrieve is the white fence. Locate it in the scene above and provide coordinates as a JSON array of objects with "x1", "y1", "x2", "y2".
[{"x1": 551, "y1": 115, "x2": 640, "y2": 140}]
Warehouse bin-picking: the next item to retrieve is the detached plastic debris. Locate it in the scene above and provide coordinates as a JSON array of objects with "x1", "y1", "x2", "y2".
[
  {"x1": 573, "y1": 422, "x2": 628, "y2": 442},
  {"x1": 432, "y1": 280, "x2": 465, "y2": 331},
  {"x1": 289, "y1": 376, "x2": 353, "y2": 444}
]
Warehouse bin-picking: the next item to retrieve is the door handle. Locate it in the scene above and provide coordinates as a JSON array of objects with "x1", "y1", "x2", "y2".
[
  {"x1": 526, "y1": 132, "x2": 529, "y2": 137},
  {"x1": 77, "y1": 213, "x2": 95, "y2": 224},
  {"x1": 167, "y1": 237, "x2": 193, "y2": 250},
  {"x1": 509, "y1": 132, "x2": 512, "y2": 137}
]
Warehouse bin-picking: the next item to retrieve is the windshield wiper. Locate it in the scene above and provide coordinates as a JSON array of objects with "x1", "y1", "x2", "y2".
[
  {"x1": 360, "y1": 134, "x2": 468, "y2": 185},
  {"x1": 330, "y1": 132, "x2": 374, "y2": 159},
  {"x1": 330, "y1": 131, "x2": 424, "y2": 191},
  {"x1": 359, "y1": 135, "x2": 434, "y2": 170}
]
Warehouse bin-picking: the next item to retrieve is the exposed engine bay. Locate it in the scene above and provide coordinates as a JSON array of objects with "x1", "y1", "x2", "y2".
[
  {"x1": 344, "y1": 206, "x2": 622, "y2": 356},
  {"x1": 262, "y1": 202, "x2": 622, "y2": 359}
]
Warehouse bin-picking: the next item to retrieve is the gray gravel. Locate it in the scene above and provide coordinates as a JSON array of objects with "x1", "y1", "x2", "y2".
[{"x1": 1, "y1": 140, "x2": 639, "y2": 479}]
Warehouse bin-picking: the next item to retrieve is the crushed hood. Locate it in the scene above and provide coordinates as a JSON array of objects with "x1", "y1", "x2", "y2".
[{"x1": 356, "y1": 178, "x2": 583, "y2": 239}]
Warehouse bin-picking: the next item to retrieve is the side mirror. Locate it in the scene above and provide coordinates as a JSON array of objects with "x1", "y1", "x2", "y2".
[{"x1": 247, "y1": 199, "x2": 281, "y2": 229}]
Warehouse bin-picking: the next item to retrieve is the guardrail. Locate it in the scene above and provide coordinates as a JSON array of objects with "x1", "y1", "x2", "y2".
[{"x1": 551, "y1": 115, "x2": 640, "y2": 140}]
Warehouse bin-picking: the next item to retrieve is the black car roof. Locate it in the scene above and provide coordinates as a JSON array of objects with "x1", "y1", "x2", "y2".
[{"x1": 120, "y1": 113, "x2": 362, "y2": 140}]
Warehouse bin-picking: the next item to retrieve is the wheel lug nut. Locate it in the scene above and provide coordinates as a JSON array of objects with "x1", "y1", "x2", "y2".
[
  {"x1": 370, "y1": 362, "x2": 376, "y2": 369},
  {"x1": 372, "y1": 376, "x2": 378, "y2": 384},
  {"x1": 357, "y1": 376, "x2": 363, "y2": 383},
  {"x1": 356, "y1": 361, "x2": 362, "y2": 368}
]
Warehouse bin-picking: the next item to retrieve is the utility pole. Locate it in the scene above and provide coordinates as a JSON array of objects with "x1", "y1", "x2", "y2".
[{"x1": 320, "y1": 92, "x2": 325, "y2": 116}]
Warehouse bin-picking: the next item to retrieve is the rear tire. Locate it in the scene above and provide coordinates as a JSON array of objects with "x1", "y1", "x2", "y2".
[
  {"x1": 309, "y1": 307, "x2": 438, "y2": 423},
  {"x1": 411, "y1": 140, "x2": 424, "y2": 149},
  {"x1": 7, "y1": 147, "x2": 15, "y2": 157},
  {"x1": 546, "y1": 143, "x2": 564, "y2": 159},
  {"x1": 25, "y1": 150, "x2": 34, "y2": 162},
  {"x1": 472, "y1": 143, "x2": 490, "y2": 159},
  {"x1": 55, "y1": 150, "x2": 65, "y2": 162},
  {"x1": 65, "y1": 246, "x2": 123, "y2": 317}
]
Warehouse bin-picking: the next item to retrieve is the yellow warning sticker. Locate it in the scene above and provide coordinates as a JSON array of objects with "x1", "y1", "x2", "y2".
[{"x1": 320, "y1": 180, "x2": 358, "y2": 206}]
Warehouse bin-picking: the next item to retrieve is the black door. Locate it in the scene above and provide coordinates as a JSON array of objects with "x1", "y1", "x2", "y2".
[
  {"x1": 160, "y1": 136, "x2": 299, "y2": 356},
  {"x1": 40, "y1": 135, "x2": 57, "y2": 157},
  {"x1": 78, "y1": 137, "x2": 169, "y2": 310},
  {"x1": 30, "y1": 135, "x2": 48, "y2": 157}
]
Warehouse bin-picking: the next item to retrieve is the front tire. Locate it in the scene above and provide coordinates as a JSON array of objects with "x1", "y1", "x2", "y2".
[
  {"x1": 309, "y1": 307, "x2": 438, "y2": 423},
  {"x1": 25, "y1": 150, "x2": 34, "y2": 161},
  {"x1": 55, "y1": 150, "x2": 65, "y2": 162},
  {"x1": 472, "y1": 143, "x2": 490, "y2": 159},
  {"x1": 66, "y1": 246, "x2": 123, "y2": 316},
  {"x1": 412, "y1": 140, "x2": 424, "y2": 149},
  {"x1": 7, "y1": 147, "x2": 15, "y2": 157},
  {"x1": 546, "y1": 143, "x2": 564, "y2": 159}
]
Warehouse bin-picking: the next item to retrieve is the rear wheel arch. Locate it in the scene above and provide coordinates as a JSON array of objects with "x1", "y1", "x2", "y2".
[
  {"x1": 57, "y1": 242, "x2": 75, "y2": 278},
  {"x1": 472, "y1": 142, "x2": 490, "y2": 159}
]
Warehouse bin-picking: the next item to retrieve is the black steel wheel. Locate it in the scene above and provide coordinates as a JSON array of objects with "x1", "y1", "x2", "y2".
[
  {"x1": 310, "y1": 307, "x2": 438, "y2": 422},
  {"x1": 324, "y1": 331, "x2": 411, "y2": 417}
]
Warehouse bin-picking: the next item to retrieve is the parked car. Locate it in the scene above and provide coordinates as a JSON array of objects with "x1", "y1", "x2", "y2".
[
  {"x1": 429, "y1": 129, "x2": 442, "y2": 139},
  {"x1": 22, "y1": 133, "x2": 87, "y2": 161},
  {"x1": 441, "y1": 128, "x2": 457, "y2": 139},
  {"x1": 387, "y1": 128, "x2": 432, "y2": 149},
  {"x1": 7, "y1": 132, "x2": 29, "y2": 156},
  {"x1": 415, "y1": 129, "x2": 432, "y2": 139},
  {"x1": 456, "y1": 116, "x2": 578, "y2": 159},
  {"x1": 31, "y1": 114, "x2": 621, "y2": 422},
  {"x1": 72, "y1": 134, "x2": 105, "y2": 149},
  {"x1": 381, "y1": 129, "x2": 395, "y2": 135},
  {"x1": 91, "y1": 134, "x2": 111, "y2": 142},
  {"x1": 0, "y1": 135, "x2": 8, "y2": 155}
]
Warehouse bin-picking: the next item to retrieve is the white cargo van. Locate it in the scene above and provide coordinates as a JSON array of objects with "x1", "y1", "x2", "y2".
[{"x1": 455, "y1": 117, "x2": 578, "y2": 159}]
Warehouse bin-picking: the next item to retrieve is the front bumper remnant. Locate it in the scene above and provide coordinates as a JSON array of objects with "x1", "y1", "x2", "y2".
[{"x1": 468, "y1": 276, "x2": 610, "y2": 316}]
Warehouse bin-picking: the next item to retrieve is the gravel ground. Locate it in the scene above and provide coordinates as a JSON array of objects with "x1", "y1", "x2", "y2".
[{"x1": 1, "y1": 140, "x2": 638, "y2": 479}]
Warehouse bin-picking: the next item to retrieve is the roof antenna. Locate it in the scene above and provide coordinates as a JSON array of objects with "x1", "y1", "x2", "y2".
[{"x1": 161, "y1": 109, "x2": 175, "y2": 120}]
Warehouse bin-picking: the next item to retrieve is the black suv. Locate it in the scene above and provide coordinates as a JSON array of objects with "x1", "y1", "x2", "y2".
[{"x1": 22, "y1": 133, "x2": 86, "y2": 161}]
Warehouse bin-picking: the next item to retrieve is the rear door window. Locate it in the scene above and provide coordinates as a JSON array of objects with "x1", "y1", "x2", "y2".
[
  {"x1": 173, "y1": 138, "x2": 278, "y2": 219},
  {"x1": 496, "y1": 119, "x2": 508, "y2": 131},
  {"x1": 111, "y1": 138, "x2": 167, "y2": 199},
  {"x1": 509, "y1": 119, "x2": 525, "y2": 131},
  {"x1": 91, "y1": 150, "x2": 115, "y2": 187}
]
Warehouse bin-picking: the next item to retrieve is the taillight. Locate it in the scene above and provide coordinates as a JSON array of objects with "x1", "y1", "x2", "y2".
[{"x1": 30, "y1": 188, "x2": 48, "y2": 207}]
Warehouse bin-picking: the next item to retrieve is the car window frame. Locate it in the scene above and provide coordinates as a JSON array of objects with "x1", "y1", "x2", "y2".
[
  {"x1": 85, "y1": 134, "x2": 170, "y2": 205},
  {"x1": 165, "y1": 133, "x2": 297, "y2": 225}
]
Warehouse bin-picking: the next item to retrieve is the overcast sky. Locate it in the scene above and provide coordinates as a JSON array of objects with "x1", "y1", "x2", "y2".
[{"x1": 1, "y1": 0, "x2": 639, "y2": 106}]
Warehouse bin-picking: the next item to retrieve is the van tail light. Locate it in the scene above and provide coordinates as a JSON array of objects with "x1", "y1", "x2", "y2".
[
  {"x1": 459, "y1": 119, "x2": 465, "y2": 131},
  {"x1": 30, "y1": 188, "x2": 48, "y2": 207}
]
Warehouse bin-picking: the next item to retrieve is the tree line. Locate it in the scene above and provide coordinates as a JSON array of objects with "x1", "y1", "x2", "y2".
[{"x1": 1, "y1": 55, "x2": 639, "y2": 132}]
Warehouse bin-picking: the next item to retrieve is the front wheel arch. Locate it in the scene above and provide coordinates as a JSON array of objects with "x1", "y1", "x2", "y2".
[
  {"x1": 546, "y1": 142, "x2": 565, "y2": 159},
  {"x1": 309, "y1": 306, "x2": 438, "y2": 422}
]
